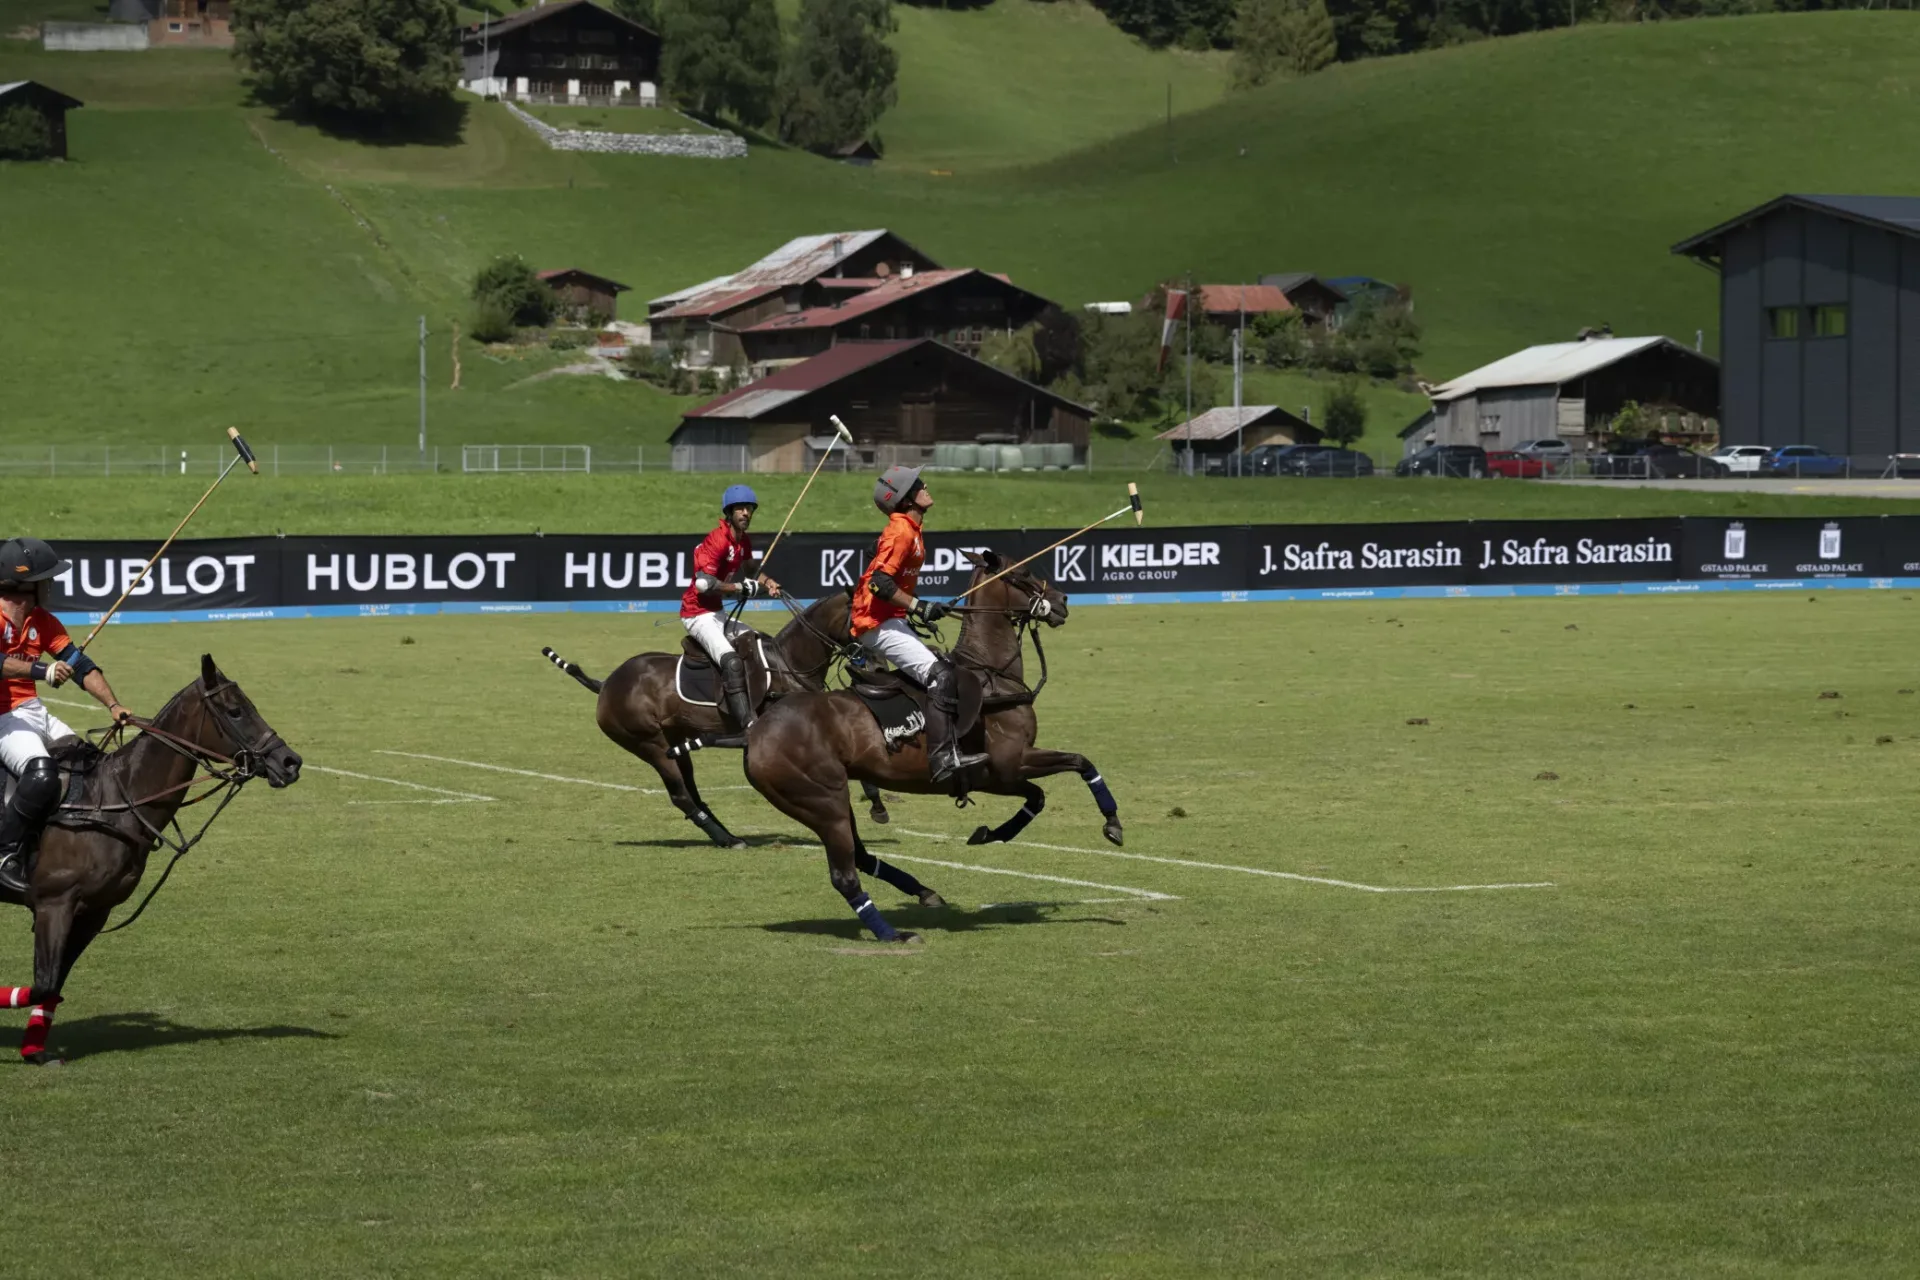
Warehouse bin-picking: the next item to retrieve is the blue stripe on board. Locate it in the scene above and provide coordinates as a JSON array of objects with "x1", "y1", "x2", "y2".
[{"x1": 71, "y1": 576, "x2": 1920, "y2": 627}]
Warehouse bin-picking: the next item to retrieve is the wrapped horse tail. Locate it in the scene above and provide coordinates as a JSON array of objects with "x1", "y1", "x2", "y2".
[{"x1": 540, "y1": 646, "x2": 603, "y2": 695}]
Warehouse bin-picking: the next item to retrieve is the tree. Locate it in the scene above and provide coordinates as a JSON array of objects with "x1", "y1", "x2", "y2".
[
  {"x1": 609, "y1": 0, "x2": 660, "y2": 27},
  {"x1": 0, "y1": 105, "x2": 52, "y2": 161},
  {"x1": 1232, "y1": 0, "x2": 1335, "y2": 85},
  {"x1": 658, "y1": 0, "x2": 782, "y2": 128},
  {"x1": 778, "y1": 0, "x2": 899, "y2": 153},
  {"x1": 472, "y1": 256, "x2": 556, "y2": 328},
  {"x1": 231, "y1": 0, "x2": 461, "y2": 131},
  {"x1": 979, "y1": 327, "x2": 1042, "y2": 382},
  {"x1": 1321, "y1": 376, "x2": 1368, "y2": 447}
]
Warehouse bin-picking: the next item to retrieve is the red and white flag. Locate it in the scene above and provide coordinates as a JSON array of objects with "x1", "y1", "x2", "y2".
[{"x1": 1157, "y1": 288, "x2": 1187, "y2": 375}]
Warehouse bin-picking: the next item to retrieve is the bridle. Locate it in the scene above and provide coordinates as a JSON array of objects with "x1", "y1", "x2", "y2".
[
  {"x1": 948, "y1": 571, "x2": 1058, "y2": 703},
  {"x1": 769, "y1": 591, "x2": 861, "y2": 687},
  {"x1": 65, "y1": 678, "x2": 279, "y2": 933}
]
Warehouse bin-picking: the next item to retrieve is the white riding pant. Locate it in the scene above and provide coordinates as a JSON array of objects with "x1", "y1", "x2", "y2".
[
  {"x1": 682, "y1": 612, "x2": 752, "y2": 667},
  {"x1": 856, "y1": 618, "x2": 939, "y2": 685},
  {"x1": 0, "y1": 699, "x2": 76, "y2": 777}
]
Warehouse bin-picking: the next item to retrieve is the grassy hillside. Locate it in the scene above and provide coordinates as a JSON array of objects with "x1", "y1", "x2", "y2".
[
  {"x1": 883, "y1": 0, "x2": 1227, "y2": 170},
  {"x1": 9, "y1": 11, "x2": 1920, "y2": 458}
]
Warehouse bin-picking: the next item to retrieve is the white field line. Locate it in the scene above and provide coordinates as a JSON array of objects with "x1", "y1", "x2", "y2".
[
  {"x1": 375, "y1": 749, "x2": 755, "y2": 795},
  {"x1": 39, "y1": 695, "x2": 96, "y2": 712},
  {"x1": 307, "y1": 764, "x2": 495, "y2": 805},
  {"x1": 880, "y1": 852, "x2": 1177, "y2": 902},
  {"x1": 896, "y1": 828, "x2": 1553, "y2": 894}
]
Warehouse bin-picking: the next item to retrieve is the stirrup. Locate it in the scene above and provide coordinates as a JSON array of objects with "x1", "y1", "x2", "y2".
[
  {"x1": 0, "y1": 852, "x2": 28, "y2": 896},
  {"x1": 928, "y1": 747, "x2": 987, "y2": 783}
]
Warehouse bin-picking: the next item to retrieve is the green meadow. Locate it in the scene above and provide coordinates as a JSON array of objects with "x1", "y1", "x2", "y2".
[{"x1": 8, "y1": 11, "x2": 1920, "y2": 460}]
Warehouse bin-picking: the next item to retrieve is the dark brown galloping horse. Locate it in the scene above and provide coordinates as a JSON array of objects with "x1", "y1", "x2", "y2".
[
  {"x1": 544, "y1": 591, "x2": 889, "y2": 848},
  {"x1": 1, "y1": 655, "x2": 303, "y2": 1064},
  {"x1": 741, "y1": 552, "x2": 1124, "y2": 943}
]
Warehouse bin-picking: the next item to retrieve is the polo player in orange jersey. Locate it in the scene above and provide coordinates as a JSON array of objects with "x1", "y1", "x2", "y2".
[{"x1": 850, "y1": 466, "x2": 988, "y2": 783}]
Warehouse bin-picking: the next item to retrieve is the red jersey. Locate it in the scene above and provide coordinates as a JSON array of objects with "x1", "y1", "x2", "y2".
[
  {"x1": 852, "y1": 513, "x2": 925, "y2": 636},
  {"x1": 679, "y1": 523, "x2": 753, "y2": 618},
  {"x1": 1, "y1": 607, "x2": 74, "y2": 714}
]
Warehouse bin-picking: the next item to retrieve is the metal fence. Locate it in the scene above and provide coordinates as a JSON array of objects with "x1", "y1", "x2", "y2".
[
  {"x1": 0, "y1": 445, "x2": 446, "y2": 477},
  {"x1": 462, "y1": 445, "x2": 592, "y2": 474}
]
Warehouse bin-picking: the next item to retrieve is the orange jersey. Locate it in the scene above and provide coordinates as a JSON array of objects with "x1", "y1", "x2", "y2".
[
  {"x1": 1, "y1": 607, "x2": 74, "y2": 713},
  {"x1": 851, "y1": 513, "x2": 925, "y2": 635}
]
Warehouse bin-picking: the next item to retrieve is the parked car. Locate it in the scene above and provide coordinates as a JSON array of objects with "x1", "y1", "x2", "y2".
[
  {"x1": 1246, "y1": 443, "x2": 1329, "y2": 476},
  {"x1": 1764, "y1": 445, "x2": 1850, "y2": 477},
  {"x1": 1512, "y1": 439, "x2": 1574, "y2": 457},
  {"x1": 1709, "y1": 444, "x2": 1773, "y2": 475},
  {"x1": 1396, "y1": 445, "x2": 1488, "y2": 478},
  {"x1": 1590, "y1": 443, "x2": 1730, "y2": 479},
  {"x1": 1276, "y1": 446, "x2": 1375, "y2": 477},
  {"x1": 1485, "y1": 450, "x2": 1547, "y2": 479}
]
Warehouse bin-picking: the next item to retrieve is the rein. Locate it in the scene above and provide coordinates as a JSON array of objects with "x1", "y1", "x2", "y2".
[
  {"x1": 60, "y1": 688, "x2": 267, "y2": 934},
  {"x1": 951, "y1": 593, "x2": 1053, "y2": 704}
]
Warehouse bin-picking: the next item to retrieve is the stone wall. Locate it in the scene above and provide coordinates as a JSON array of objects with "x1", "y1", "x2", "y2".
[
  {"x1": 504, "y1": 102, "x2": 746, "y2": 160},
  {"x1": 43, "y1": 20, "x2": 150, "y2": 51}
]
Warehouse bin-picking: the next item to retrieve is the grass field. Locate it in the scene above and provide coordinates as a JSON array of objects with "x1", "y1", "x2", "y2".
[
  {"x1": 12, "y1": 593, "x2": 1920, "y2": 1274},
  {"x1": 20, "y1": 471, "x2": 1920, "y2": 538},
  {"x1": 11, "y1": 13, "x2": 1920, "y2": 454}
]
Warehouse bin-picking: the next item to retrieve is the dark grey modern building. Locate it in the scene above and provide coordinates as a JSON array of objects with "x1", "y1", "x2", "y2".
[{"x1": 1675, "y1": 194, "x2": 1920, "y2": 455}]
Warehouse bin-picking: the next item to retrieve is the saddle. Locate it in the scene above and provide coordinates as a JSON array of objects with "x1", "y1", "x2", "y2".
[
  {"x1": 675, "y1": 633, "x2": 773, "y2": 709},
  {"x1": 847, "y1": 667, "x2": 985, "y2": 756},
  {"x1": 0, "y1": 739, "x2": 103, "y2": 822}
]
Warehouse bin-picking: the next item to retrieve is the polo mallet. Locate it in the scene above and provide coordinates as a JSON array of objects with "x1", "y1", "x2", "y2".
[
  {"x1": 79, "y1": 427, "x2": 259, "y2": 651},
  {"x1": 757, "y1": 412, "x2": 856, "y2": 579},
  {"x1": 954, "y1": 483, "x2": 1143, "y2": 602}
]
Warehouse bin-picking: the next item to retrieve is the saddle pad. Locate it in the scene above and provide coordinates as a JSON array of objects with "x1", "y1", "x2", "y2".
[
  {"x1": 1, "y1": 740, "x2": 100, "y2": 814},
  {"x1": 857, "y1": 688, "x2": 926, "y2": 755},
  {"x1": 676, "y1": 637, "x2": 768, "y2": 707}
]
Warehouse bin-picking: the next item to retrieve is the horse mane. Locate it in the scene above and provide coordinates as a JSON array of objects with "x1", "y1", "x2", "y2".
[{"x1": 773, "y1": 590, "x2": 849, "y2": 649}]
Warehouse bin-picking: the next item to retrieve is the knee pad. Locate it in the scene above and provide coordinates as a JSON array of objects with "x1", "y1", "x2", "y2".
[{"x1": 13, "y1": 758, "x2": 61, "y2": 819}]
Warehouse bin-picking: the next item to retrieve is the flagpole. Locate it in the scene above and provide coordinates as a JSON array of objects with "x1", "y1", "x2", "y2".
[{"x1": 1184, "y1": 270, "x2": 1193, "y2": 476}]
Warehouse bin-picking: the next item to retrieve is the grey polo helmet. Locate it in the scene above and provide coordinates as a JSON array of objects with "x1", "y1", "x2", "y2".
[
  {"x1": 0, "y1": 537, "x2": 70, "y2": 592},
  {"x1": 872, "y1": 465, "x2": 923, "y2": 516}
]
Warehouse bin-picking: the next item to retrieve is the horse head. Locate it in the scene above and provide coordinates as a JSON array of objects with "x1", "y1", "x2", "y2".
[
  {"x1": 151, "y1": 655, "x2": 303, "y2": 788},
  {"x1": 962, "y1": 551, "x2": 1070, "y2": 629}
]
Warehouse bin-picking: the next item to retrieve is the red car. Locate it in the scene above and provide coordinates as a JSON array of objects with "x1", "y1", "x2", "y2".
[{"x1": 1485, "y1": 450, "x2": 1547, "y2": 479}]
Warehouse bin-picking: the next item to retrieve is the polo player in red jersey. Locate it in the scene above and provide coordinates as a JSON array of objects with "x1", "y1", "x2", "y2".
[
  {"x1": 0, "y1": 537, "x2": 135, "y2": 895},
  {"x1": 681, "y1": 484, "x2": 781, "y2": 729},
  {"x1": 851, "y1": 466, "x2": 988, "y2": 783}
]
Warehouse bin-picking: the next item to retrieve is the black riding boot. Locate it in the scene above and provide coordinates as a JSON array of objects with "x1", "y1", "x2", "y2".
[
  {"x1": 0, "y1": 758, "x2": 61, "y2": 896},
  {"x1": 719, "y1": 653, "x2": 755, "y2": 730},
  {"x1": 925, "y1": 664, "x2": 988, "y2": 784}
]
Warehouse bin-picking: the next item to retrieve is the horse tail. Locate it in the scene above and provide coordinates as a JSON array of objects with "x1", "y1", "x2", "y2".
[{"x1": 540, "y1": 646, "x2": 603, "y2": 694}]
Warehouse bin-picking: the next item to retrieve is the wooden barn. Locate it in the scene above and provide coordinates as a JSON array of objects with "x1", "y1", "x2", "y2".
[
  {"x1": 0, "y1": 81, "x2": 83, "y2": 160},
  {"x1": 538, "y1": 268, "x2": 630, "y2": 322},
  {"x1": 1257, "y1": 273, "x2": 1350, "y2": 328},
  {"x1": 460, "y1": 0, "x2": 662, "y2": 105},
  {"x1": 671, "y1": 339, "x2": 1091, "y2": 473},
  {"x1": 737, "y1": 269, "x2": 1054, "y2": 368},
  {"x1": 1158, "y1": 405, "x2": 1321, "y2": 461},
  {"x1": 648, "y1": 229, "x2": 943, "y2": 368}
]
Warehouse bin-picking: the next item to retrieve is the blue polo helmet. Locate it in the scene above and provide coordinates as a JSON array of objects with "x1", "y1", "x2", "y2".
[{"x1": 721, "y1": 484, "x2": 758, "y2": 512}]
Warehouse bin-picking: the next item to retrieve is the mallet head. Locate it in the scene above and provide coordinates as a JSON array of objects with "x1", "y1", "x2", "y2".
[
  {"x1": 1128, "y1": 482, "x2": 1143, "y2": 525},
  {"x1": 228, "y1": 426, "x2": 259, "y2": 475},
  {"x1": 829, "y1": 414, "x2": 854, "y2": 444}
]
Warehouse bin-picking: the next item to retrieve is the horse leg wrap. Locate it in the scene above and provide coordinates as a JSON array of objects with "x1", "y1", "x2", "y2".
[
  {"x1": 994, "y1": 801, "x2": 1042, "y2": 843},
  {"x1": 21, "y1": 995, "x2": 60, "y2": 1059},
  {"x1": 1080, "y1": 764, "x2": 1118, "y2": 817},
  {"x1": 855, "y1": 849, "x2": 925, "y2": 898},
  {"x1": 668, "y1": 739, "x2": 705, "y2": 759},
  {"x1": 845, "y1": 890, "x2": 899, "y2": 942},
  {"x1": 2, "y1": 986, "x2": 31, "y2": 1010}
]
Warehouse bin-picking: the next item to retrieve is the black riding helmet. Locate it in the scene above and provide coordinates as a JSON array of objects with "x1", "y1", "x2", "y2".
[{"x1": 0, "y1": 537, "x2": 69, "y2": 593}]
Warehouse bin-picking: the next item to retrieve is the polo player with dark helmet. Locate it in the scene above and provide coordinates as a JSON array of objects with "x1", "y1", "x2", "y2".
[
  {"x1": 0, "y1": 537, "x2": 135, "y2": 895},
  {"x1": 682, "y1": 484, "x2": 781, "y2": 729},
  {"x1": 852, "y1": 466, "x2": 989, "y2": 783}
]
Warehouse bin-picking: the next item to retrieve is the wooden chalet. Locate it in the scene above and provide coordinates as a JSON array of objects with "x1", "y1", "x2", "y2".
[
  {"x1": 538, "y1": 268, "x2": 630, "y2": 322},
  {"x1": 461, "y1": 0, "x2": 662, "y2": 106},
  {"x1": 834, "y1": 139, "x2": 880, "y2": 166},
  {"x1": 0, "y1": 81, "x2": 83, "y2": 160},
  {"x1": 671, "y1": 339, "x2": 1091, "y2": 473},
  {"x1": 1197, "y1": 284, "x2": 1294, "y2": 325},
  {"x1": 736, "y1": 269, "x2": 1053, "y2": 367},
  {"x1": 649, "y1": 230, "x2": 942, "y2": 367},
  {"x1": 1257, "y1": 273, "x2": 1350, "y2": 328},
  {"x1": 1158, "y1": 405, "x2": 1321, "y2": 459},
  {"x1": 109, "y1": 0, "x2": 233, "y2": 46}
]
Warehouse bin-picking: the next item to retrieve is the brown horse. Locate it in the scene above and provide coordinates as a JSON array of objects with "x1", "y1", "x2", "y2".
[
  {"x1": 741, "y1": 552, "x2": 1124, "y2": 943},
  {"x1": 1, "y1": 655, "x2": 302, "y2": 1064},
  {"x1": 544, "y1": 591, "x2": 889, "y2": 848}
]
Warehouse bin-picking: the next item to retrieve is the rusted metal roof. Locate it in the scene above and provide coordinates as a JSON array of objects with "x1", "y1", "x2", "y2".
[
  {"x1": 1197, "y1": 285, "x2": 1292, "y2": 314},
  {"x1": 648, "y1": 230, "x2": 934, "y2": 310}
]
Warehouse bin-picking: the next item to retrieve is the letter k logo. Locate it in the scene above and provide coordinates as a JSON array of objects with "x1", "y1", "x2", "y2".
[{"x1": 1053, "y1": 545, "x2": 1088, "y2": 582}]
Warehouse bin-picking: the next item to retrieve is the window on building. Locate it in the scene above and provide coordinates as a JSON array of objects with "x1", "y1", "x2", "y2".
[
  {"x1": 1813, "y1": 304, "x2": 1848, "y2": 338},
  {"x1": 1766, "y1": 306, "x2": 1800, "y2": 339},
  {"x1": 580, "y1": 28, "x2": 615, "y2": 45},
  {"x1": 168, "y1": 21, "x2": 183, "y2": 30}
]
